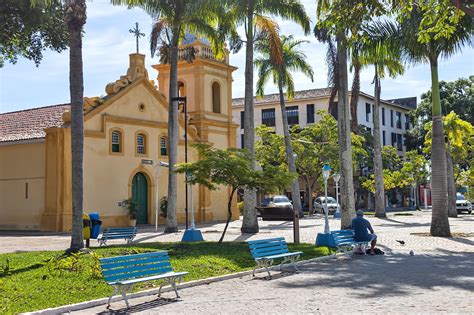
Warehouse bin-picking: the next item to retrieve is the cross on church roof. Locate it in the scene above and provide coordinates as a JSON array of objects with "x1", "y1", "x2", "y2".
[{"x1": 129, "y1": 22, "x2": 145, "y2": 54}]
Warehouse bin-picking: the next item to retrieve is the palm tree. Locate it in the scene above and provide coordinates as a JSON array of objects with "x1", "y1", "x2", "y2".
[
  {"x1": 359, "y1": 21, "x2": 405, "y2": 218},
  {"x1": 33, "y1": 0, "x2": 87, "y2": 251},
  {"x1": 113, "y1": 0, "x2": 221, "y2": 233},
  {"x1": 255, "y1": 35, "x2": 314, "y2": 238},
  {"x1": 222, "y1": 0, "x2": 310, "y2": 234},
  {"x1": 400, "y1": 7, "x2": 472, "y2": 236}
]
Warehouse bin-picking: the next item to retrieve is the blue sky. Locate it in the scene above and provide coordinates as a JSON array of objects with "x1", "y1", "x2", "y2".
[{"x1": 1, "y1": 0, "x2": 473, "y2": 113}]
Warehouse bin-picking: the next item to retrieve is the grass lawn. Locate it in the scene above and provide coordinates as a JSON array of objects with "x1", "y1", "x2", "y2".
[{"x1": 0, "y1": 242, "x2": 331, "y2": 314}]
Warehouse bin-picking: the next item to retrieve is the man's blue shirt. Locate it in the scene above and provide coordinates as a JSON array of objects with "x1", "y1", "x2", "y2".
[{"x1": 351, "y1": 216, "x2": 374, "y2": 242}]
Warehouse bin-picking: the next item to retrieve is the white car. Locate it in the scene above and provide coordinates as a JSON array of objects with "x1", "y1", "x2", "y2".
[
  {"x1": 314, "y1": 196, "x2": 340, "y2": 215},
  {"x1": 456, "y1": 193, "x2": 472, "y2": 214}
]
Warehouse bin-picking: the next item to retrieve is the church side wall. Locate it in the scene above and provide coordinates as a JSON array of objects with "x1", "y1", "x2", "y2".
[{"x1": 0, "y1": 142, "x2": 46, "y2": 230}]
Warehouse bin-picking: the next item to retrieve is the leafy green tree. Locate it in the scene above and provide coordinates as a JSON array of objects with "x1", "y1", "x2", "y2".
[
  {"x1": 399, "y1": 2, "x2": 472, "y2": 236},
  {"x1": 113, "y1": 0, "x2": 222, "y2": 233},
  {"x1": 401, "y1": 150, "x2": 430, "y2": 208},
  {"x1": 221, "y1": 0, "x2": 310, "y2": 234},
  {"x1": 359, "y1": 20, "x2": 405, "y2": 218},
  {"x1": 0, "y1": 0, "x2": 68, "y2": 67},
  {"x1": 255, "y1": 34, "x2": 314, "y2": 236},
  {"x1": 425, "y1": 111, "x2": 474, "y2": 217},
  {"x1": 315, "y1": 0, "x2": 388, "y2": 229},
  {"x1": 176, "y1": 144, "x2": 295, "y2": 243},
  {"x1": 256, "y1": 111, "x2": 367, "y2": 214}
]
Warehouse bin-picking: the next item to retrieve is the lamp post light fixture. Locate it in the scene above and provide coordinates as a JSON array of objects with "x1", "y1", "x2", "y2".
[
  {"x1": 172, "y1": 96, "x2": 189, "y2": 230},
  {"x1": 333, "y1": 173, "x2": 341, "y2": 218},
  {"x1": 322, "y1": 163, "x2": 332, "y2": 234}
]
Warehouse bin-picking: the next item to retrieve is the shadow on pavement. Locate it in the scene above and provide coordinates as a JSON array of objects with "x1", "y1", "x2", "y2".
[
  {"x1": 276, "y1": 251, "x2": 474, "y2": 298},
  {"x1": 97, "y1": 297, "x2": 179, "y2": 314}
]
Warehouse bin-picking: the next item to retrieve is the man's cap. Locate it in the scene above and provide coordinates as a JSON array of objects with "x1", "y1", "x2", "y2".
[{"x1": 356, "y1": 210, "x2": 364, "y2": 217}]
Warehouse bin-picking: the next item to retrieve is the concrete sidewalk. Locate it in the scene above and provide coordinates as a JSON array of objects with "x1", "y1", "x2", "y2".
[{"x1": 72, "y1": 251, "x2": 474, "y2": 314}]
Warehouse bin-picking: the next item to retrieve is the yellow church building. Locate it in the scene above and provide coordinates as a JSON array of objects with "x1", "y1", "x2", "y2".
[{"x1": 0, "y1": 39, "x2": 239, "y2": 231}]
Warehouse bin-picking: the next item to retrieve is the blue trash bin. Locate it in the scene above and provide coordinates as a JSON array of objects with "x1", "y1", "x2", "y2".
[{"x1": 89, "y1": 212, "x2": 102, "y2": 239}]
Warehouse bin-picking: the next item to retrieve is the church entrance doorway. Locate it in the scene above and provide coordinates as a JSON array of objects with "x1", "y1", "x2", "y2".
[{"x1": 132, "y1": 172, "x2": 148, "y2": 225}]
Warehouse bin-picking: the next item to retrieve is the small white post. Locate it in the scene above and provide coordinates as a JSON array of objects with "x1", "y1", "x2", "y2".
[{"x1": 424, "y1": 188, "x2": 428, "y2": 209}]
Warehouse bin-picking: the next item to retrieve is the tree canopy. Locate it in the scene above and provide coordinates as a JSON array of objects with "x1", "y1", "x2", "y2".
[{"x1": 0, "y1": 0, "x2": 69, "y2": 67}]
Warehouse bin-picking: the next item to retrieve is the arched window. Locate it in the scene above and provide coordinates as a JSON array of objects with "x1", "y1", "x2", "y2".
[
  {"x1": 110, "y1": 129, "x2": 123, "y2": 154},
  {"x1": 212, "y1": 82, "x2": 221, "y2": 113},
  {"x1": 178, "y1": 81, "x2": 185, "y2": 98},
  {"x1": 160, "y1": 136, "x2": 168, "y2": 156},
  {"x1": 136, "y1": 133, "x2": 146, "y2": 155}
]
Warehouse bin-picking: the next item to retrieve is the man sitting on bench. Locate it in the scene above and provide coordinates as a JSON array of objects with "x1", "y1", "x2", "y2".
[{"x1": 352, "y1": 210, "x2": 377, "y2": 255}]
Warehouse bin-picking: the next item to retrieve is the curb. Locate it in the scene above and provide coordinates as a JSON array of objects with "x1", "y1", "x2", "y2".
[{"x1": 25, "y1": 253, "x2": 340, "y2": 314}]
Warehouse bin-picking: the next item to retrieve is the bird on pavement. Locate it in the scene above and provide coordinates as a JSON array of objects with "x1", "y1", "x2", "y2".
[{"x1": 396, "y1": 240, "x2": 405, "y2": 245}]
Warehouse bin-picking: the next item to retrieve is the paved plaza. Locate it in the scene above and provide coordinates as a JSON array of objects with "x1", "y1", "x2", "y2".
[{"x1": 1, "y1": 211, "x2": 473, "y2": 314}]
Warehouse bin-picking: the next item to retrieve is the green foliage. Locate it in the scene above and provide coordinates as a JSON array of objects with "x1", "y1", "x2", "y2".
[
  {"x1": 0, "y1": 0, "x2": 69, "y2": 67},
  {"x1": 159, "y1": 196, "x2": 168, "y2": 218},
  {"x1": 0, "y1": 243, "x2": 331, "y2": 313},
  {"x1": 406, "y1": 77, "x2": 474, "y2": 152},
  {"x1": 397, "y1": 0, "x2": 468, "y2": 43}
]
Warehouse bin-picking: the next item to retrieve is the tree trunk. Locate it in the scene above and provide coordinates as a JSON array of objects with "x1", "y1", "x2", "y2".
[
  {"x1": 165, "y1": 30, "x2": 180, "y2": 233},
  {"x1": 446, "y1": 142, "x2": 457, "y2": 218},
  {"x1": 336, "y1": 33, "x2": 356, "y2": 229},
  {"x1": 350, "y1": 57, "x2": 360, "y2": 133},
  {"x1": 373, "y1": 71, "x2": 386, "y2": 218},
  {"x1": 327, "y1": 41, "x2": 338, "y2": 119},
  {"x1": 241, "y1": 10, "x2": 258, "y2": 234},
  {"x1": 278, "y1": 83, "x2": 301, "y2": 243},
  {"x1": 219, "y1": 188, "x2": 237, "y2": 243},
  {"x1": 429, "y1": 59, "x2": 451, "y2": 237},
  {"x1": 65, "y1": 0, "x2": 86, "y2": 252}
]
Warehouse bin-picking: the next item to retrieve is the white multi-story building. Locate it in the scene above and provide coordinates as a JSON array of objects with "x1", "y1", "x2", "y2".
[{"x1": 232, "y1": 88, "x2": 416, "y2": 155}]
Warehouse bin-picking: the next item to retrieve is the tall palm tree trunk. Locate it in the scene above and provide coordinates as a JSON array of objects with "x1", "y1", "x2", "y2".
[
  {"x1": 429, "y1": 59, "x2": 451, "y2": 237},
  {"x1": 373, "y1": 71, "x2": 386, "y2": 218},
  {"x1": 278, "y1": 83, "x2": 301, "y2": 243},
  {"x1": 350, "y1": 58, "x2": 360, "y2": 133},
  {"x1": 65, "y1": 0, "x2": 86, "y2": 252},
  {"x1": 241, "y1": 10, "x2": 258, "y2": 234},
  {"x1": 336, "y1": 34, "x2": 356, "y2": 229},
  {"x1": 446, "y1": 142, "x2": 457, "y2": 218},
  {"x1": 165, "y1": 31, "x2": 180, "y2": 233}
]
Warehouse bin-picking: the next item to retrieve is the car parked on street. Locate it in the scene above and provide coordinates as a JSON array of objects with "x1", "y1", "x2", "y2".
[
  {"x1": 313, "y1": 196, "x2": 340, "y2": 215},
  {"x1": 456, "y1": 193, "x2": 472, "y2": 214},
  {"x1": 257, "y1": 195, "x2": 303, "y2": 220}
]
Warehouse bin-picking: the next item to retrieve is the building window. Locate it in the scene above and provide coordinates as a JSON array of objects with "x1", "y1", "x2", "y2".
[
  {"x1": 405, "y1": 114, "x2": 410, "y2": 130},
  {"x1": 397, "y1": 133, "x2": 403, "y2": 150},
  {"x1": 111, "y1": 130, "x2": 122, "y2": 153},
  {"x1": 240, "y1": 111, "x2": 244, "y2": 129},
  {"x1": 160, "y1": 137, "x2": 167, "y2": 156},
  {"x1": 382, "y1": 107, "x2": 386, "y2": 126},
  {"x1": 136, "y1": 133, "x2": 146, "y2": 155},
  {"x1": 390, "y1": 109, "x2": 394, "y2": 127},
  {"x1": 262, "y1": 108, "x2": 276, "y2": 126},
  {"x1": 365, "y1": 103, "x2": 371, "y2": 122},
  {"x1": 286, "y1": 106, "x2": 299, "y2": 125},
  {"x1": 391, "y1": 132, "x2": 396, "y2": 147},
  {"x1": 241, "y1": 134, "x2": 245, "y2": 149},
  {"x1": 383, "y1": 130, "x2": 386, "y2": 146},
  {"x1": 307, "y1": 104, "x2": 315, "y2": 124},
  {"x1": 212, "y1": 82, "x2": 221, "y2": 113},
  {"x1": 178, "y1": 81, "x2": 185, "y2": 97},
  {"x1": 396, "y1": 111, "x2": 402, "y2": 129}
]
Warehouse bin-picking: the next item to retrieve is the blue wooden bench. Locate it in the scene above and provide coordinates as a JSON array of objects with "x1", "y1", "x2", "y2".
[
  {"x1": 99, "y1": 251, "x2": 188, "y2": 309},
  {"x1": 97, "y1": 227, "x2": 137, "y2": 246},
  {"x1": 248, "y1": 237, "x2": 302, "y2": 278},
  {"x1": 331, "y1": 230, "x2": 369, "y2": 258}
]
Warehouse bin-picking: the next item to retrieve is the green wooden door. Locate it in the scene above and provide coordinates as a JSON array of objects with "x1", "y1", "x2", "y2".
[{"x1": 132, "y1": 172, "x2": 148, "y2": 225}]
